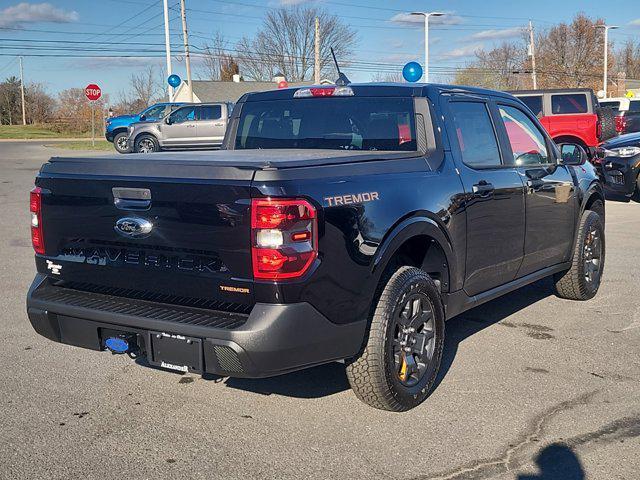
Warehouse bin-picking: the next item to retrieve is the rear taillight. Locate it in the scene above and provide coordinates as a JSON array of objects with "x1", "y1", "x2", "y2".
[
  {"x1": 251, "y1": 198, "x2": 317, "y2": 280},
  {"x1": 596, "y1": 120, "x2": 602, "y2": 140},
  {"x1": 30, "y1": 187, "x2": 44, "y2": 254},
  {"x1": 615, "y1": 116, "x2": 627, "y2": 134}
]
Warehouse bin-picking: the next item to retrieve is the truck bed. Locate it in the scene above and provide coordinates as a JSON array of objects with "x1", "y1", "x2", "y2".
[{"x1": 41, "y1": 149, "x2": 421, "y2": 179}]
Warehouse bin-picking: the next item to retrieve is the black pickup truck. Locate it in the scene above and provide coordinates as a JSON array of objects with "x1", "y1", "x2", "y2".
[{"x1": 27, "y1": 83, "x2": 605, "y2": 411}]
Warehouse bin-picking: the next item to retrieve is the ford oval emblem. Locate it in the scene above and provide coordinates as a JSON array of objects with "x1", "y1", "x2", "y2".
[{"x1": 115, "y1": 217, "x2": 153, "y2": 238}]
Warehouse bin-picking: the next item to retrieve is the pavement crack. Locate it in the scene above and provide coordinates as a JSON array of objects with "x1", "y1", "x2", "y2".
[{"x1": 413, "y1": 390, "x2": 599, "y2": 480}]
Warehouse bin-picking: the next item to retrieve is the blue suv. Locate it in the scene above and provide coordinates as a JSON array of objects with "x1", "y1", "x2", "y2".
[{"x1": 105, "y1": 103, "x2": 184, "y2": 153}]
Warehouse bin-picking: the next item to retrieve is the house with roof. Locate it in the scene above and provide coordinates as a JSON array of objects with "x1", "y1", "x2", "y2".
[{"x1": 172, "y1": 75, "x2": 321, "y2": 103}]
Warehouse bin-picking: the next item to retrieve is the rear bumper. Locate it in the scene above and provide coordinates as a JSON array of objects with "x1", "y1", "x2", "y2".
[{"x1": 26, "y1": 274, "x2": 366, "y2": 378}]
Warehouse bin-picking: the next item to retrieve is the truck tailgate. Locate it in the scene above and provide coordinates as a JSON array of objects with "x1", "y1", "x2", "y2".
[{"x1": 35, "y1": 156, "x2": 256, "y2": 310}]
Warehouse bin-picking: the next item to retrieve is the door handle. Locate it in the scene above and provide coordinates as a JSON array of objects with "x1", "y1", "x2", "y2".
[
  {"x1": 472, "y1": 182, "x2": 494, "y2": 196},
  {"x1": 214, "y1": 122, "x2": 224, "y2": 126},
  {"x1": 186, "y1": 124, "x2": 196, "y2": 128}
]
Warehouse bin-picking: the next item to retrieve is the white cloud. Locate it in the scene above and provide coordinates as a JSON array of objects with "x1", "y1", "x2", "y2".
[
  {"x1": 390, "y1": 12, "x2": 463, "y2": 27},
  {"x1": 469, "y1": 27, "x2": 524, "y2": 41},
  {"x1": 629, "y1": 18, "x2": 640, "y2": 27},
  {"x1": 440, "y1": 43, "x2": 484, "y2": 59},
  {"x1": 0, "y1": 2, "x2": 78, "y2": 28}
]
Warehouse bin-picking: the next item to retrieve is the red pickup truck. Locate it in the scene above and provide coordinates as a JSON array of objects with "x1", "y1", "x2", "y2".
[{"x1": 510, "y1": 88, "x2": 616, "y2": 156}]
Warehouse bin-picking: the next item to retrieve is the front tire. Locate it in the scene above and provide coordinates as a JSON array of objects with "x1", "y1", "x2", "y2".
[
  {"x1": 113, "y1": 132, "x2": 131, "y2": 154},
  {"x1": 346, "y1": 266, "x2": 445, "y2": 412},
  {"x1": 553, "y1": 204, "x2": 605, "y2": 300},
  {"x1": 134, "y1": 134, "x2": 160, "y2": 153}
]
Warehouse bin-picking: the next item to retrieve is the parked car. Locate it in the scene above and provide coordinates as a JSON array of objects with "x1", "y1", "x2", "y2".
[
  {"x1": 105, "y1": 103, "x2": 184, "y2": 154},
  {"x1": 127, "y1": 102, "x2": 233, "y2": 153},
  {"x1": 593, "y1": 131, "x2": 640, "y2": 200},
  {"x1": 598, "y1": 97, "x2": 640, "y2": 135},
  {"x1": 27, "y1": 83, "x2": 605, "y2": 411},
  {"x1": 510, "y1": 88, "x2": 617, "y2": 156}
]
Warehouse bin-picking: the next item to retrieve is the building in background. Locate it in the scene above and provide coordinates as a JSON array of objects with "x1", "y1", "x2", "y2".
[{"x1": 172, "y1": 76, "x2": 316, "y2": 103}]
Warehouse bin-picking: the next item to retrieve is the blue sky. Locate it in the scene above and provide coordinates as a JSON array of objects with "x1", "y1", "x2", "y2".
[{"x1": 0, "y1": 0, "x2": 639, "y2": 104}]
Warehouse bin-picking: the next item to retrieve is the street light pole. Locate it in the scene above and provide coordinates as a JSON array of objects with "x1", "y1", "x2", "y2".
[
  {"x1": 597, "y1": 24, "x2": 618, "y2": 97},
  {"x1": 410, "y1": 11, "x2": 444, "y2": 82},
  {"x1": 162, "y1": 0, "x2": 173, "y2": 102}
]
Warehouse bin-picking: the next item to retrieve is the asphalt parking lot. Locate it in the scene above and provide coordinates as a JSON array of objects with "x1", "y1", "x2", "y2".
[{"x1": 1, "y1": 141, "x2": 638, "y2": 480}]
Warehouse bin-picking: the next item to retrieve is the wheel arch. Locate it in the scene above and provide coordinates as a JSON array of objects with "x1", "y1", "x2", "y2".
[
  {"x1": 553, "y1": 134, "x2": 588, "y2": 148},
  {"x1": 110, "y1": 127, "x2": 128, "y2": 136},
  {"x1": 372, "y1": 216, "x2": 457, "y2": 294},
  {"x1": 132, "y1": 131, "x2": 159, "y2": 148},
  {"x1": 583, "y1": 185, "x2": 605, "y2": 218}
]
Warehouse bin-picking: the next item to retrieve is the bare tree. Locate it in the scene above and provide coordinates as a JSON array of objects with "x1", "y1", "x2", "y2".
[
  {"x1": 236, "y1": 6, "x2": 357, "y2": 81},
  {"x1": 25, "y1": 83, "x2": 56, "y2": 124},
  {"x1": 118, "y1": 65, "x2": 163, "y2": 112},
  {"x1": 535, "y1": 13, "x2": 607, "y2": 90},
  {"x1": 200, "y1": 31, "x2": 240, "y2": 81},
  {"x1": 455, "y1": 42, "x2": 527, "y2": 90},
  {"x1": 615, "y1": 40, "x2": 640, "y2": 82},
  {"x1": 371, "y1": 72, "x2": 404, "y2": 83},
  {"x1": 453, "y1": 14, "x2": 611, "y2": 91},
  {"x1": 55, "y1": 88, "x2": 108, "y2": 133}
]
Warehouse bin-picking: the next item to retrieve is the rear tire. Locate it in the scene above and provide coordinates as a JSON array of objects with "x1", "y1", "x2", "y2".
[
  {"x1": 553, "y1": 203, "x2": 605, "y2": 300},
  {"x1": 113, "y1": 132, "x2": 131, "y2": 154},
  {"x1": 134, "y1": 134, "x2": 160, "y2": 153},
  {"x1": 346, "y1": 266, "x2": 445, "y2": 411},
  {"x1": 632, "y1": 175, "x2": 640, "y2": 203}
]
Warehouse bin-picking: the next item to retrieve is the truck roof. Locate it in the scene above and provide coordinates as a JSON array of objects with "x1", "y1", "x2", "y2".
[{"x1": 241, "y1": 82, "x2": 518, "y2": 102}]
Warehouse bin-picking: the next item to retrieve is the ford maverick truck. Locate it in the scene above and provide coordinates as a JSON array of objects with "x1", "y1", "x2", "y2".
[{"x1": 27, "y1": 83, "x2": 605, "y2": 411}]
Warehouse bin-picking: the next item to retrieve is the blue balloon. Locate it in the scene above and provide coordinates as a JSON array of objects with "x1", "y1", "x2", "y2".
[
  {"x1": 167, "y1": 74, "x2": 181, "y2": 88},
  {"x1": 402, "y1": 62, "x2": 423, "y2": 83}
]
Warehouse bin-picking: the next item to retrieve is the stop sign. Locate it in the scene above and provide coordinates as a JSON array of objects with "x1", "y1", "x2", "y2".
[{"x1": 85, "y1": 84, "x2": 101, "y2": 101}]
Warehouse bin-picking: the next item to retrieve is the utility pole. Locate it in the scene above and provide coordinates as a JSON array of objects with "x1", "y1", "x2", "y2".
[
  {"x1": 180, "y1": 0, "x2": 193, "y2": 102},
  {"x1": 314, "y1": 17, "x2": 320, "y2": 84},
  {"x1": 19, "y1": 56, "x2": 26, "y2": 125},
  {"x1": 528, "y1": 20, "x2": 537, "y2": 90},
  {"x1": 597, "y1": 24, "x2": 618, "y2": 97},
  {"x1": 410, "y1": 12, "x2": 444, "y2": 82},
  {"x1": 163, "y1": 0, "x2": 174, "y2": 101}
]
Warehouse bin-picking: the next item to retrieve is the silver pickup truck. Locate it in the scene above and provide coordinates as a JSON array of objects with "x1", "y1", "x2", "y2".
[{"x1": 127, "y1": 102, "x2": 233, "y2": 153}]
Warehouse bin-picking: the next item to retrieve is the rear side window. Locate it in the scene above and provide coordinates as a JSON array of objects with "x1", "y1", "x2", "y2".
[
  {"x1": 235, "y1": 97, "x2": 416, "y2": 151},
  {"x1": 551, "y1": 94, "x2": 588, "y2": 114},
  {"x1": 498, "y1": 105, "x2": 550, "y2": 166},
  {"x1": 449, "y1": 101, "x2": 502, "y2": 168},
  {"x1": 519, "y1": 95, "x2": 543, "y2": 117},
  {"x1": 199, "y1": 105, "x2": 222, "y2": 120}
]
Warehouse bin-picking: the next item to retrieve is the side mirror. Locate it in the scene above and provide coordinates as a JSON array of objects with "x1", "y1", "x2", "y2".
[
  {"x1": 559, "y1": 143, "x2": 587, "y2": 166},
  {"x1": 165, "y1": 116, "x2": 172, "y2": 125},
  {"x1": 140, "y1": 114, "x2": 146, "y2": 121}
]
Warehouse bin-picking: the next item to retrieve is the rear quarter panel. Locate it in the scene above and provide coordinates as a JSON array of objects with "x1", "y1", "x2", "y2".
[
  {"x1": 251, "y1": 156, "x2": 467, "y2": 325},
  {"x1": 541, "y1": 113, "x2": 599, "y2": 146}
]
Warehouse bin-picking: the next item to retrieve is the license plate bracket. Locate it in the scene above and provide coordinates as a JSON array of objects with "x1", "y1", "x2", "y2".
[{"x1": 149, "y1": 332, "x2": 203, "y2": 373}]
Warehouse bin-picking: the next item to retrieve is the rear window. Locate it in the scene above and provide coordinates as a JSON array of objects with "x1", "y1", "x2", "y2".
[
  {"x1": 519, "y1": 95, "x2": 543, "y2": 117},
  {"x1": 234, "y1": 97, "x2": 416, "y2": 151},
  {"x1": 551, "y1": 93, "x2": 588, "y2": 114}
]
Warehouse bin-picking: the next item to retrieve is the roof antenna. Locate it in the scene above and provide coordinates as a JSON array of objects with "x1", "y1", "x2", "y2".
[{"x1": 331, "y1": 47, "x2": 351, "y2": 86}]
